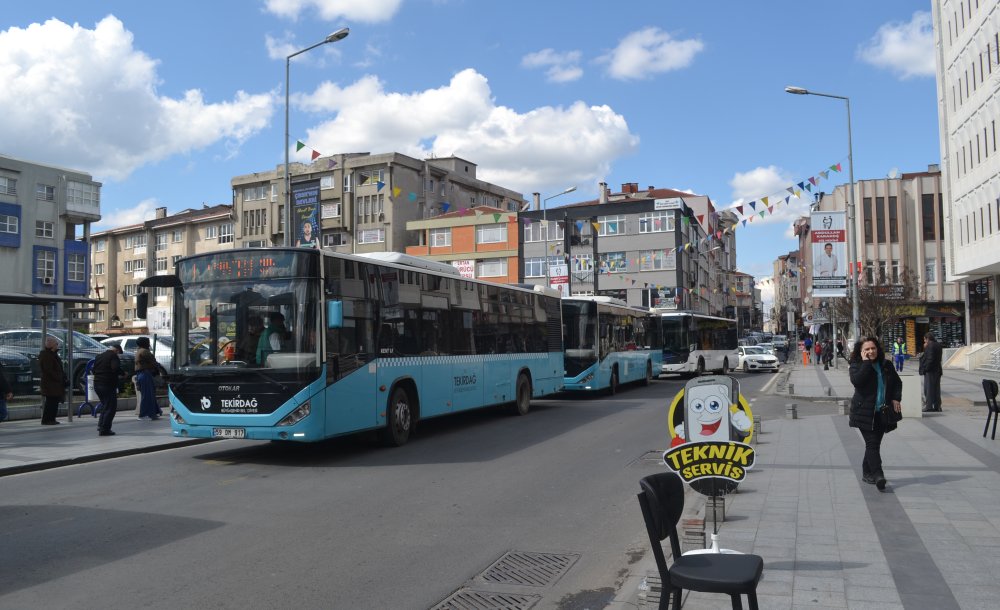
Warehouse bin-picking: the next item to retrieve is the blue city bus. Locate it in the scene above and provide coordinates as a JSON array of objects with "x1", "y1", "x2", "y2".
[
  {"x1": 149, "y1": 249, "x2": 565, "y2": 446},
  {"x1": 655, "y1": 311, "x2": 739, "y2": 376},
  {"x1": 561, "y1": 296, "x2": 663, "y2": 393}
]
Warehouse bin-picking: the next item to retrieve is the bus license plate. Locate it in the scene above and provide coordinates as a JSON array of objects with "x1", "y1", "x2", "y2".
[
  {"x1": 213, "y1": 428, "x2": 246, "y2": 439},
  {"x1": 17, "y1": 374, "x2": 30, "y2": 382}
]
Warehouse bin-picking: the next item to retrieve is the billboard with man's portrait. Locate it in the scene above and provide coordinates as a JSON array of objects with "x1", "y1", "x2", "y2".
[{"x1": 810, "y1": 211, "x2": 847, "y2": 298}]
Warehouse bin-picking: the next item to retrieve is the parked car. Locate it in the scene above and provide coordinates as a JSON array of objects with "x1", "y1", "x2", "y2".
[
  {"x1": 0, "y1": 328, "x2": 136, "y2": 393},
  {"x1": 756, "y1": 342, "x2": 775, "y2": 355},
  {"x1": 101, "y1": 334, "x2": 176, "y2": 372},
  {"x1": 771, "y1": 336, "x2": 789, "y2": 349},
  {"x1": 0, "y1": 347, "x2": 34, "y2": 394},
  {"x1": 737, "y1": 345, "x2": 779, "y2": 373}
]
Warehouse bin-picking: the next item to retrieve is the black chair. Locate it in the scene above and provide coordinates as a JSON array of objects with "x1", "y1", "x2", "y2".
[
  {"x1": 984, "y1": 379, "x2": 1000, "y2": 440},
  {"x1": 638, "y1": 472, "x2": 763, "y2": 609}
]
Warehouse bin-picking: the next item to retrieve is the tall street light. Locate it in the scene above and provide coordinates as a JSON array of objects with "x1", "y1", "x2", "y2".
[
  {"x1": 542, "y1": 186, "x2": 576, "y2": 287},
  {"x1": 284, "y1": 28, "x2": 350, "y2": 246},
  {"x1": 785, "y1": 85, "x2": 860, "y2": 345}
]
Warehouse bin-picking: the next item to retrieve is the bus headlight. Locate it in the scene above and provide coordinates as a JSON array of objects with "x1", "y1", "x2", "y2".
[
  {"x1": 277, "y1": 401, "x2": 311, "y2": 427},
  {"x1": 172, "y1": 410, "x2": 186, "y2": 424},
  {"x1": 582, "y1": 373, "x2": 594, "y2": 383}
]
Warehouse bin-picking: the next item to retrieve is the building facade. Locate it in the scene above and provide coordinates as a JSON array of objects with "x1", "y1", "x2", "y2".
[
  {"x1": 404, "y1": 206, "x2": 521, "y2": 284},
  {"x1": 519, "y1": 183, "x2": 735, "y2": 315},
  {"x1": 932, "y1": 0, "x2": 1000, "y2": 343},
  {"x1": 89, "y1": 205, "x2": 234, "y2": 333},
  {"x1": 0, "y1": 154, "x2": 101, "y2": 326},
  {"x1": 230, "y1": 153, "x2": 525, "y2": 255}
]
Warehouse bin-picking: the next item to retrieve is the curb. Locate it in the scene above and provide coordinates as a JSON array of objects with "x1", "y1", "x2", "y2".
[{"x1": 0, "y1": 437, "x2": 215, "y2": 478}]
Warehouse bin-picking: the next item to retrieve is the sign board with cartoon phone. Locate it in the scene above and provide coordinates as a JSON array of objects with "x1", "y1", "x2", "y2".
[{"x1": 664, "y1": 375, "x2": 755, "y2": 496}]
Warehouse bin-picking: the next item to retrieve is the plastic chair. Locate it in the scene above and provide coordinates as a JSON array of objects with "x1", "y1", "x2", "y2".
[
  {"x1": 638, "y1": 472, "x2": 763, "y2": 610},
  {"x1": 984, "y1": 379, "x2": 1000, "y2": 440}
]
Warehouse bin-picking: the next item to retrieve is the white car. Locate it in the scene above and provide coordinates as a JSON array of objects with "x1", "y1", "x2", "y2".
[
  {"x1": 101, "y1": 335, "x2": 175, "y2": 372},
  {"x1": 756, "y1": 342, "x2": 775, "y2": 355},
  {"x1": 737, "y1": 346, "x2": 779, "y2": 373}
]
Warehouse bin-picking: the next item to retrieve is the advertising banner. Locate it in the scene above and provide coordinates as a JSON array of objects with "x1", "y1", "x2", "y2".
[
  {"x1": 810, "y1": 211, "x2": 847, "y2": 298},
  {"x1": 292, "y1": 179, "x2": 321, "y2": 249},
  {"x1": 549, "y1": 263, "x2": 569, "y2": 296}
]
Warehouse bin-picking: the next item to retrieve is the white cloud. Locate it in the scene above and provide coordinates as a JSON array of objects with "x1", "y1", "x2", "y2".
[
  {"x1": 295, "y1": 68, "x2": 639, "y2": 196},
  {"x1": 857, "y1": 11, "x2": 935, "y2": 79},
  {"x1": 264, "y1": 0, "x2": 404, "y2": 23},
  {"x1": 94, "y1": 197, "x2": 161, "y2": 229},
  {"x1": 600, "y1": 27, "x2": 704, "y2": 81},
  {"x1": 521, "y1": 48, "x2": 584, "y2": 83},
  {"x1": 0, "y1": 17, "x2": 275, "y2": 181},
  {"x1": 728, "y1": 165, "x2": 810, "y2": 227}
]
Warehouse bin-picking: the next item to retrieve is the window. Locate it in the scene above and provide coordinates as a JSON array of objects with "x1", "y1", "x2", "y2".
[
  {"x1": 875, "y1": 197, "x2": 886, "y2": 243},
  {"x1": 67, "y1": 253, "x2": 86, "y2": 282},
  {"x1": 36, "y1": 184, "x2": 55, "y2": 201},
  {"x1": 572, "y1": 253, "x2": 593, "y2": 272},
  {"x1": 94, "y1": 263, "x2": 105, "y2": 275},
  {"x1": 476, "y1": 223, "x2": 506, "y2": 244},
  {"x1": 66, "y1": 181, "x2": 99, "y2": 206},
  {"x1": 123, "y1": 284, "x2": 137, "y2": 298},
  {"x1": 888, "y1": 196, "x2": 898, "y2": 243},
  {"x1": 925, "y1": 258, "x2": 937, "y2": 283},
  {"x1": 172, "y1": 255, "x2": 182, "y2": 264},
  {"x1": 95, "y1": 310, "x2": 105, "y2": 323},
  {"x1": 922, "y1": 194, "x2": 937, "y2": 240},
  {"x1": 356, "y1": 169, "x2": 384, "y2": 187},
  {"x1": 639, "y1": 249, "x2": 676, "y2": 271},
  {"x1": 890, "y1": 260, "x2": 900, "y2": 284},
  {"x1": 344, "y1": 174, "x2": 352, "y2": 191},
  {"x1": 598, "y1": 215, "x2": 626, "y2": 236},
  {"x1": 877, "y1": 261, "x2": 887, "y2": 283},
  {"x1": 864, "y1": 262, "x2": 874, "y2": 285},
  {"x1": 155, "y1": 257, "x2": 168, "y2": 272},
  {"x1": 36, "y1": 249, "x2": 55, "y2": 280},
  {"x1": 0, "y1": 176, "x2": 16, "y2": 196},
  {"x1": 243, "y1": 184, "x2": 268, "y2": 201},
  {"x1": 155, "y1": 233, "x2": 168, "y2": 250},
  {"x1": 476, "y1": 258, "x2": 507, "y2": 277},
  {"x1": 358, "y1": 228, "x2": 385, "y2": 244},
  {"x1": 524, "y1": 257, "x2": 545, "y2": 278},
  {"x1": 321, "y1": 201, "x2": 341, "y2": 219},
  {"x1": 172, "y1": 229, "x2": 183, "y2": 243},
  {"x1": 323, "y1": 232, "x2": 349, "y2": 247},
  {"x1": 599, "y1": 251, "x2": 628, "y2": 273},
  {"x1": 205, "y1": 225, "x2": 218, "y2": 239},
  {"x1": 96, "y1": 239, "x2": 106, "y2": 252},
  {"x1": 243, "y1": 240, "x2": 267, "y2": 248},
  {"x1": 524, "y1": 220, "x2": 563, "y2": 242},
  {"x1": 430, "y1": 228, "x2": 451, "y2": 247},
  {"x1": 320, "y1": 175, "x2": 335, "y2": 189},
  {"x1": 125, "y1": 234, "x2": 147, "y2": 249},
  {"x1": 0, "y1": 213, "x2": 18, "y2": 234},
  {"x1": 863, "y1": 198, "x2": 873, "y2": 243},
  {"x1": 219, "y1": 223, "x2": 234, "y2": 244},
  {"x1": 639, "y1": 211, "x2": 673, "y2": 233},
  {"x1": 124, "y1": 308, "x2": 135, "y2": 321},
  {"x1": 35, "y1": 221, "x2": 54, "y2": 238}
]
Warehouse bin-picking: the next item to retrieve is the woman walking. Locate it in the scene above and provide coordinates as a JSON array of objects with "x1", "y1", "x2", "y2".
[{"x1": 849, "y1": 337, "x2": 903, "y2": 490}]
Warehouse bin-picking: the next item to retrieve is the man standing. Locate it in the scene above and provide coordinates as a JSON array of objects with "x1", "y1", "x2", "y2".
[
  {"x1": 922, "y1": 333, "x2": 943, "y2": 413},
  {"x1": 815, "y1": 243, "x2": 839, "y2": 277},
  {"x1": 38, "y1": 336, "x2": 65, "y2": 425},
  {"x1": 892, "y1": 337, "x2": 906, "y2": 372},
  {"x1": 93, "y1": 344, "x2": 124, "y2": 436}
]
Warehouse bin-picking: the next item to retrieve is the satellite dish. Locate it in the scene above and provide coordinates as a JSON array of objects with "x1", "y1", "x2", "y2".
[{"x1": 887, "y1": 167, "x2": 899, "y2": 179}]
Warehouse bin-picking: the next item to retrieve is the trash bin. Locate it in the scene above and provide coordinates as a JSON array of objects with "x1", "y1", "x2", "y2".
[{"x1": 802, "y1": 350, "x2": 809, "y2": 366}]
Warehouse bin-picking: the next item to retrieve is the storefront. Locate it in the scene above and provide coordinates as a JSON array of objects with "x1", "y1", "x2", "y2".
[
  {"x1": 968, "y1": 277, "x2": 997, "y2": 343},
  {"x1": 886, "y1": 303, "x2": 965, "y2": 354}
]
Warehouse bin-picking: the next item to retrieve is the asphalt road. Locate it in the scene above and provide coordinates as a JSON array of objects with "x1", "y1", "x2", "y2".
[{"x1": 0, "y1": 370, "x2": 778, "y2": 609}]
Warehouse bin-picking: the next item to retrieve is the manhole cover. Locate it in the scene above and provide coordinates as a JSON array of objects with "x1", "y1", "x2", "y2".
[
  {"x1": 479, "y1": 551, "x2": 579, "y2": 587},
  {"x1": 431, "y1": 588, "x2": 540, "y2": 610}
]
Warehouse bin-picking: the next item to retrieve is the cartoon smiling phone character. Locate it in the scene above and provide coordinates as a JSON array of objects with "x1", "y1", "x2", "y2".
[{"x1": 672, "y1": 375, "x2": 751, "y2": 447}]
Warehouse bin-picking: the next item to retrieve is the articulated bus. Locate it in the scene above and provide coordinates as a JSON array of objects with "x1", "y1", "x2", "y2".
[
  {"x1": 655, "y1": 311, "x2": 739, "y2": 376},
  {"x1": 561, "y1": 296, "x2": 663, "y2": 393},
  {"x1": 146, "y1": 249, "x2": 564, "y2": 446}
]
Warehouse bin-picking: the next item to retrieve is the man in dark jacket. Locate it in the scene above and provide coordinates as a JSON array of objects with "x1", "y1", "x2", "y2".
[
  {"x1": 922, "y1": 333, "x2": 943, "y2": 412},
  {"x1": 93, "y1": 345, "x2": 124, "y2": 436},
  {"x1": 38, "y1": 336, "x2": 65, "y2": 425}
]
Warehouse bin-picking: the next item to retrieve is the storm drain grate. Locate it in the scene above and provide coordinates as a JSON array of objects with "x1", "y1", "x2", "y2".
[
  {"x1": 431, "y1": 589, "x2": 540, "y2": 610},
  {"x1": 478, "y1": 551, "x2": 579, "y2": 587}
]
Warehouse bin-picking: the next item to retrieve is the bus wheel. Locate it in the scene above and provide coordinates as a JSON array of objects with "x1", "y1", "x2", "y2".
[
  {"x1": 608, "y1": 368, "x2": 619, "y2": 396},
  {"x1": 381, "y1": 386, "x2": 413, "y2": 447},
  {"x1": 641, "y1": 361, "x2": 653, "y2": 386},
  {"x1": 512, "y1": 374, "x2": 531, "y2": 416},
  {"x1": 696, "y1": 359, "x2": 705, "y2": 376}
]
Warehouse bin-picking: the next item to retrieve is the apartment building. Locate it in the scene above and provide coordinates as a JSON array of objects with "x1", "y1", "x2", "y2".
[
  {"x1": 770, "y1": 251, "x2": 802, "y2": 336},
  {"x1": 803, "y1": 168, "x2": 964, "y2": 348},
  {"x1": 0, "y1": 154, "x2": 101, "y2": 326},
  {"x1": 404, "y1": 206, "x2": 521, "y2": 284},
  {"x1": 519, "y1": 183, "x2": 736, "y2": 315},
  {"x1": 230, "y1": 153, "x2": 524, "y2": 254},
  {"x1": 90, "y1": 205, "x2": 234, "y2": 333},
  {"x1": 932, "y1": 0, "x2": 1000, "y2": 343}
]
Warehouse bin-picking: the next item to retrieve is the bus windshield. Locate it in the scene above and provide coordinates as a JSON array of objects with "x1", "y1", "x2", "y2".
[
  {"x1": 175, "y1": 276, "x2": 321, "y2": 384},
  {"x1": 660, "y1": 316, "x2": 692, "y2": 364},
  {"x1": 562, "y1": 300, "x2": 597, "y2": 375}
]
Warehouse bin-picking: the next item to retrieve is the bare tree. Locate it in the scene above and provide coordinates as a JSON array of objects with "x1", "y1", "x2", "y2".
[{"x1": 832, "y1": 269, "x2": 924, "y2": 340}]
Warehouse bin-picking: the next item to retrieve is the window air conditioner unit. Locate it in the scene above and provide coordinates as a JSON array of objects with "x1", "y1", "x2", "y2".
[{"x1": 42, "y1": 277, "x2": 54, "y2": 286}]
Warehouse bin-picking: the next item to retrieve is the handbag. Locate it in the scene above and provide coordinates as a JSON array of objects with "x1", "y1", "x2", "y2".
[{"x1": 880, "y1": 404, "x2": 902, "y2": 430}]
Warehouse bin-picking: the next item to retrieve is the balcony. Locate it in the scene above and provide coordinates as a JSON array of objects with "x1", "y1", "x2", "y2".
[{"x1": 64, "y1": 199, "x2": 101, "y2": 222}]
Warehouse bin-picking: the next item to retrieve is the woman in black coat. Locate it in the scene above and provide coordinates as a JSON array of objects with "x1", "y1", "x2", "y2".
[{"x1": 849, "y1": 337, "x2": 903, "y2": 490}]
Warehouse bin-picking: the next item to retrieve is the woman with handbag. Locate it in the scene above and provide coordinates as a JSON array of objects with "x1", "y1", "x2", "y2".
[{"x1": 848, "y1": 337, "x2": 903, "y2": 490}]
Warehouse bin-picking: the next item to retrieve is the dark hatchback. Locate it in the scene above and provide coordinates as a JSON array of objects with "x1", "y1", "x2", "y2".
[
  {"x1": 0, "y1": 347, "x2": 33, "y2": 394},
  {"x1": 0, "y1": 328, "x2": 136, "y2": 393}
]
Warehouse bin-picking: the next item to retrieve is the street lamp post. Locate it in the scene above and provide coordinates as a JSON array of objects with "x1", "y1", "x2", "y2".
[
  {"x1": 785, "y1": 85, "x2": 860, "y2": 345},
  {"x1": 284, "y1": 28, "x2": 350, "y2": 247},
  {"x1": 542, "y1": 186, "x2": 576, "y2": 288}
]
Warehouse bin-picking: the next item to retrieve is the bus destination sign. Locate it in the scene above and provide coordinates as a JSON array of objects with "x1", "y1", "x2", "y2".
[{"x1": 178, "y1": 251, "x2": 315, "y2": 283}]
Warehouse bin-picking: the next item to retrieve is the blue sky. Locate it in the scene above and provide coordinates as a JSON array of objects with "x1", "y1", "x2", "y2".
[{"x1": 2, "y1": 1, "x2": 938, "y2": 302}]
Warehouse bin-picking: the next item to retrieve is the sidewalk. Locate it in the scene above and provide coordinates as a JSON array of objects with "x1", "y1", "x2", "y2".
[{"x1": 614, "y1": 359, "x2": 1000, "y2": 609}]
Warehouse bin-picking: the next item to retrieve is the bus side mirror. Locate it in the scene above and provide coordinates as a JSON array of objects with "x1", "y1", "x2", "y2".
[
  {"x1": 136, "y1": 293, "x2": 149, "y2": 319},
  {"x1": 327, "y1": 300, "x2": 343, "y2": 329}
]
